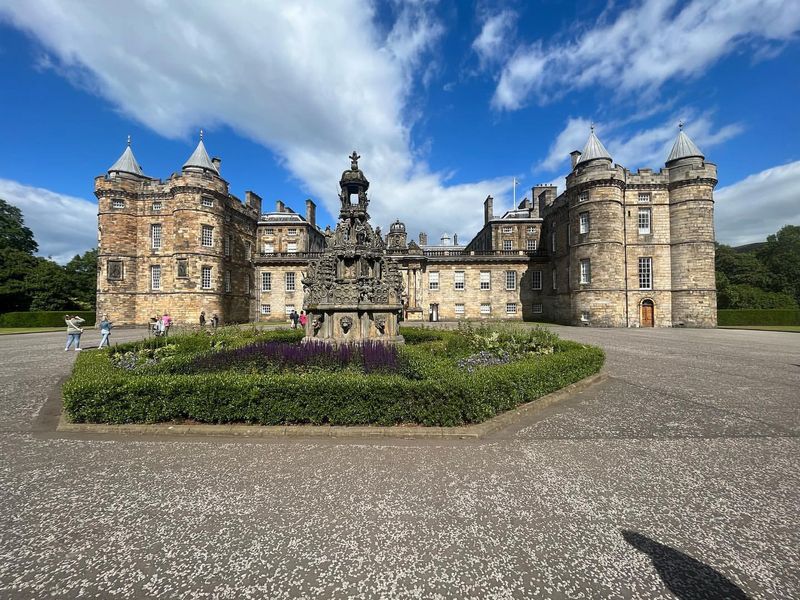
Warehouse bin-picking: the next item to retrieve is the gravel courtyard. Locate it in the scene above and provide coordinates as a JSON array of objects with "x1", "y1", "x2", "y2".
[{"x1": 0, "y1": 326, "x2": 798, "y2": 599}]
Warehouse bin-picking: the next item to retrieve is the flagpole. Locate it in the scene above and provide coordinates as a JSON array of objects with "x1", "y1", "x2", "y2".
[{"x1": 512, "y1": 177, "x2": 517, "y2": 211}]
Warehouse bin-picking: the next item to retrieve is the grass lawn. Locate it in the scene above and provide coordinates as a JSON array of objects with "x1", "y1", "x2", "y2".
[
  {"x1": 719, "y1": 325, "x2": 800, "y2": 332},
  {"x1": 0, "y1": 327, "x2": 64, "y2": 335}
]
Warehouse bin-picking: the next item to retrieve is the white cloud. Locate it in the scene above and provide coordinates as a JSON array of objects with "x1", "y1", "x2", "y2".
[
  {"x1": 472, "y1": 9, "x2": 517, "y2": 68},
  {"x1": 493, "y1": 0, "x2": 800, "y2": 110},
  {"x1": 0, "y1": 178, "x2": 96, "y2": 263},
  {"x1": 0, "y1": 0, "x2": 503, "y2": 243},
  {"x1": 715, "y1": 161, "x2": 800, "y2": 245},
  {"x1": 536, "y1": 112, "x2": 743, "y2": 174}
]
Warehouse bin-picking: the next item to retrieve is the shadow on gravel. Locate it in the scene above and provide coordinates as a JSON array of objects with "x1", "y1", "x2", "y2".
[{"x1": 622, "y1": 530, "x2": 749, "y2": 599}]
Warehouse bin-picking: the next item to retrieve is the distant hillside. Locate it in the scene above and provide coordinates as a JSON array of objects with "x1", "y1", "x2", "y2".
[{"x1": 734, "y1": 241, "x2": 766, "y2": 253}]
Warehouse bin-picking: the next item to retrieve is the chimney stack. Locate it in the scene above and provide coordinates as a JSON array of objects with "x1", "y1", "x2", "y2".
[
  {"x1": 484, "y1": 195, "x2": 494, "y2": 225},
  {"x1": 305, "y1": 199, "x2": 316, "y2": 228},
  {"x1": 211, "y1": 157, "x2": 221, "y2": 172},
  {"x1": 570, "y1": 150, "x2": 582, "y2": 169},
  {"x1": 245, "y1": 191, "x2": 262, "y2": 214},
  {"x1": 419, "y1": 232, "x2": 428, "y2": 245},
  {"x1": 275, "y1": 200, "x2": 285, "y2": 213}
]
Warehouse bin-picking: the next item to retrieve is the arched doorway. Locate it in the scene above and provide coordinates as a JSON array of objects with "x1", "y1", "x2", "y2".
[{"x1": 640, "y1": 299, "x2": 655, "y2": 327}]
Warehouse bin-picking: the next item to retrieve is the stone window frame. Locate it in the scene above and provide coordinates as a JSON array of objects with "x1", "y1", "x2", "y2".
[
  {"x1": 107, "y1": 260, "x2": 124, "y2": 281},
  {"x1": 454, "y1": 271, "x2": 465, "y2": 290},
  {"x1": 246, "y1": 275, "x2": 252, "y2": 295},
  {"x1": 224, "y1": 234, "x2": 232, "y2": 257},
  {"x1": 479, "y1": 270, "x2": 491, "y2": 290},
  {"x1": 287, "y1": 241, "x2": 298, "y2": 254},
  {"x1": 285, "y1": 271, "x2": 296, "y2": 292},
  {"x1": 578, "y1": 192, "x2": 588, "y2": 203},
  {"x1": 262, "y1": 242, "x2": 275, "y2": 254},
  {"x1": 580, "y1": 259, "x2": 591, "y2": 284},
  {"x1": 112, "y1": 199, "x2": 125, "y2": 209},
  {"x1": 151, "y1": 201, "x2": 162, "y2": 212},
  {"x1": 551, "y1": 231, "x2": 556, "y2": 254},
  {"x1": 581, "y1": 310, "x2": 590, "y2": 322},
  {"x1": 532, "y1": 303, "x2": 543, "y2": 314},
  {"x1": 260, "y1": 304, "x2": 271, "y2": 315},
  {"x1": 638, "y1": 257, "x2": 653, "y2": 290},
  {"x1": 531, "y1": 270, "x2": 542, "y2": 290},
  {"x1": 454, "y1": 303, "x2": 465, "y2": 316},
  {"x1": 245, "y1": 242, "x2": 252, "y2": 261},
  {"x1": 638, "y1": 207, "x2": 652, "y2": 235},
  {"x1": 506, "y1": 302, "x2": 517, "y2": 315},
  {"x1": 505, "y1": 270, "x2": 517, "y2": 291},
  {"x1": 264, "y1": 227, "x2": 275, "y2": 235},
  {"x1": 151, "y1": 223, "x2": 162, "y2": 250},
  {"x1": 201, "y1": 225, "x2": 214, "y2": 248},
  {"x1": 261, "y1": 271, "x2": 272, "y2": 292},
  {"x1": 201, "y1": 266, "x2": 212, "y2": 290},
  {"x1": 526, "y1": 239, "x2": 538, "y2": 251},
  {"x1": 501, "y1": 226, "x2": 513, "y2": 234},
  {"x1": 526, "y1": 226, "x2": 536, "y2": 234},
  {"x1": 150, "y1": 265, "x2": 162, "y2": 290},
  {"x1": 579, "y1": 212, "x2": 590, "y2": 234},
  {"x1": 201, "y1": 196, "x2": 214, "y2": 208},
  {"x1": 480, "y1": 303, "x2": 491, "y2": 315},
  {"x1": 176, "y1": 258, "x2": 189, "y2": 279},
  {"x1": 502, "y1": 239, "x2": 513, "y2": 251},
  {"x1": 428, "y1": 271, "x2": 439, "y2": 291},
  {"x1": 638, "y1": 192, "x2": 651, "y2": 203},
  {"x1": 552, "y1": 268, "x2": 557, "y2": 290},
  {"x1": 285, "y1": 304, "x2": 296, "y2": 316},
  {"x1": 287, "y1": 228, "x2": 298, "y2": 236},
  {"x1": 224, "y1": 270, "x2": 232, "y2": 293}
]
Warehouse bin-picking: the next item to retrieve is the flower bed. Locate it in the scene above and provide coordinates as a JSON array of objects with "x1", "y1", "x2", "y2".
[{"x1": 63, "y1": 325, "x2": 604, "y2": 427}]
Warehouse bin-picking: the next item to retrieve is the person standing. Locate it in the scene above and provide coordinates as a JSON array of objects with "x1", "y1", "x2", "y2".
[
  {"x1": 162, "y1": 312, "x2": 172, "y2": 336},
  {"x1": 98, "y1": 314, "x2": 113, "y2": 349},
  {"x1": 290, "y1": 309, "x2": 299, "y2": 329},
  {"x1": 299, "y1": 310, "x2": 307, "y2": 329},
  {"x1": 64, "y1": 314, "x2": 85, "y2": 351},
  {"x1": 211, "y1": 313, "x2": 219, "y2": 330},
  {"x1": 199, "y1": 311, "x2": 206, "y2": 329}
]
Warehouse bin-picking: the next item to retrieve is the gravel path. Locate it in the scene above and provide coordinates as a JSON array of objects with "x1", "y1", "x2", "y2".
[{"x1": 0, "y1": 326, "x2": 798, "y2": 599}]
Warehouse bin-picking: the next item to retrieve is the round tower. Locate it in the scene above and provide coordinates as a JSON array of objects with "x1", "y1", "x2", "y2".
[
  {"x1": 563, "y1": 126, "x2": 626, "y2": 326},
  {"x1": 666, "y1": 125, "x2": 717, "y2": 327}
]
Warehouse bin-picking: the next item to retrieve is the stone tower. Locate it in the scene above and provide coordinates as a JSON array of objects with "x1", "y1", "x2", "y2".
[
  {"x1": 386, "y1": 219, "x2": 408, "y2": 251},
  {"x1": 302, "y1": 152, "x2": 404, "y2": 344},
  {"x1": 666, "y1": 125, "x2": 718, "y2": 326}
]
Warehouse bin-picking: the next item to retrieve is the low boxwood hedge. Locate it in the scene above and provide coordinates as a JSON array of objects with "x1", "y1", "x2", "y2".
[
  {"x1": 63, "y1": 327, "x2": 604, "y2": 427},
  {"x1": 718, "y1": 309, "x2": 800, "y2": 326},
  {"x1": 0, "y1": 311, "x2": 96, "y2": 328}
]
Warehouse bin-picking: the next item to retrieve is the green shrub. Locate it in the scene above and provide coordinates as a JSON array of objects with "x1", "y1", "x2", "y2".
[
  {"x1": 718, "y1": 309, "x2": 800, "y2": 326},
  {"x1": 63, "y1": 326, "x2": 604, "y2": 427},
  {"x1": 0, "y1": 311, "x2": 96, "y2": 328},
  {"x1": 399, "y1": 326, "x2": 445, "y2": 344}
]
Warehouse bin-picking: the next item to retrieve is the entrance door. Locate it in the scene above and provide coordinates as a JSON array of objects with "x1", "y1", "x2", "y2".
[
  {"x1": 429, "y1": 303, "x2": 439, "y2": 322},
  {"x1": 641, "y1": 300, "x2": 654, "y2": 327}
]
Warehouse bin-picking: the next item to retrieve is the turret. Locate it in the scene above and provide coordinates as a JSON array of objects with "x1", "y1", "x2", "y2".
[
  {"x1": 666, "y1": 123, "x2": 717, "y2": 327},
  {"x1": 108, "y1": 135, "x2": 146, "y2": 179},
  {"x1": 182, "y1": 130, "x2": 220, "y2": 175}
]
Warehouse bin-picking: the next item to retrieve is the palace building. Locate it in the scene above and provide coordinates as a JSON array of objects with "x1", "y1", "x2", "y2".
[{"x1": 95, "y1": 127, "x2": 717, "y2": 328}]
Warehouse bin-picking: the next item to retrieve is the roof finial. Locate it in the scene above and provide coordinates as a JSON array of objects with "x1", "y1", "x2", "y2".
[
  {"x1": 127, "y1": 135, "x2": 131, "y2": 146},
  {"x1": 678, "y1": 120, "x2": 684, "y2": 131},
  {"x1": 200, "y1": 128, "x2": 204, "y2": 141},
  {"x1": 349, "y1": 150, "x2": 360, "y2": 170},
  {"x1": 590, "y1": 122, "x2": 595, "y2": 134}
]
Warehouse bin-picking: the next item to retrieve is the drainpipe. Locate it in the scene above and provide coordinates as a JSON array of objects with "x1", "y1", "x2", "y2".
[{"x1": 623, "y1": 170, "x2": 630, "y2": 327}]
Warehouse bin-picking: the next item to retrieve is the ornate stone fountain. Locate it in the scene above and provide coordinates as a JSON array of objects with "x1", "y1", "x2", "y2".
[{"x1": 302, "y1": 152, "x2": 404, "y2": 344}]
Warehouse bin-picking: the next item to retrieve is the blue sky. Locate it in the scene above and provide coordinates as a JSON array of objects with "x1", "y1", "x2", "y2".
[{"x1": 0, "y1": 0, "x2": 798, "y2": 262}]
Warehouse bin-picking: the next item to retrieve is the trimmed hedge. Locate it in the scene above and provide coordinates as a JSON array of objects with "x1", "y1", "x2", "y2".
[
  {"x1": 63, "y1": 328, "x2": 604, "y2": 427},
  {"x1": 0, "y1": 311, "x2": 96, "y2": 328},
  {"x1": 718, "y1": 309, "x2": 800, "y2": 326}
]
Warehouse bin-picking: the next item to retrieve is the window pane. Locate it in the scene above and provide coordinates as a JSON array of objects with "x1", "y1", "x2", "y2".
[
  {"x1": 429, "y1": 271, "x2": 439, "y2": 290},
  {"x1": 531, "y1": 270, "x2": 542, "y2": 290},
  {"x1": 638, "y1": 208, "x2": 651, "y2": 234},
  {"x1": 505, "y1": 271, "x2": 517, "y2": 290},
  {"x1": 638, "y1": 257, "x2": 652, "y2": 290},
  {"x1": 503, "y1": 239, "x2": 512, "y2": 251},
  {"x1": 480, "y1": 271, "x2": 490, "y2": 290},
  {"x1": 201, "y1": 266, "x2": 212, "y2": 289},
  {"x1": 506, "y1": 302, "x2": 517, "y2": 315},
  {"x1": 261, "y1": 271, "x2": 272, "y2": 291},
  {"x1": 285, "y1": 272, "x2": 296, "y2": 291},
  {"x1": 151, "y1": 224, "x2": 162, "y2": 249},
  {"x1": 202, "y1": 225, "x2": 213, "y2": 247},
  {"x1": 454, "y1": 271, "x2": 465, "y2": 289},
  {"x1": 260, "y1": 304, "x2": 271, "y2": 315},
  {"x1": 151, "y1": 265, "x2": 161, "y2": 289}
]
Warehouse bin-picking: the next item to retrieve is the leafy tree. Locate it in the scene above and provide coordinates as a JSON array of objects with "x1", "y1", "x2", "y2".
[
  {"x1": 26, "y1": 258, "x2": 74, "y2": 311},
  {"x1": 0, "y1": 198, "x2": 38, "y2": 254},
  {"x1": 758, "y1": 225, "x2": 800, "y2": 304},
  {"x1": 715, "y1": 243, "x2": 773, "y2": 289},
  {"x1": 65, "y1": 249, "x2": 98, "y2": 309},
  {"x1": 0, "y1": 248, "x2": 39, "y2": 311}
]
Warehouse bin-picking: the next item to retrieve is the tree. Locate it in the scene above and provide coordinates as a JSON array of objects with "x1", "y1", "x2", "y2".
[
  {"x1": 0, "y1": 248, "x2": 38, "y2": 311},
  {"x1": 715, "y1": 243, "x2": 773, "y2": 289},
  {"x1": 0, "y1": 198, "x2": 38, "y2": 254},
  {"x1": 65, "y1": 249, "x2": 98, "y2": 309},
  {"x1": 758, "y1": 225, "x2": 800, "y2": 304},
  {"x1": 25, "y1": 258, "x2": 74, "y2": 311}
]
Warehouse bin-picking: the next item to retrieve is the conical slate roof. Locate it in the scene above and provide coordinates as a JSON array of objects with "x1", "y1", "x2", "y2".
[
  {"x1": 667, "y1": 128, "x2": 704, "y2": 163},
  {"x1": 576, "y1": 127, "x2": 612, "y2": 165},
  {"x1": 108, "y1": 138, "x2": 144, "y2": 176},
  {"x1": 183, "y1": 132, "x2": 218, "y2": 173}
]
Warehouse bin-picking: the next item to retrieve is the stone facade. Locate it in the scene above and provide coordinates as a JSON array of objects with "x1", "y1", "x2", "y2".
[{"x1": 96, "y1": 128, "x2": 717, "y2": 328}]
